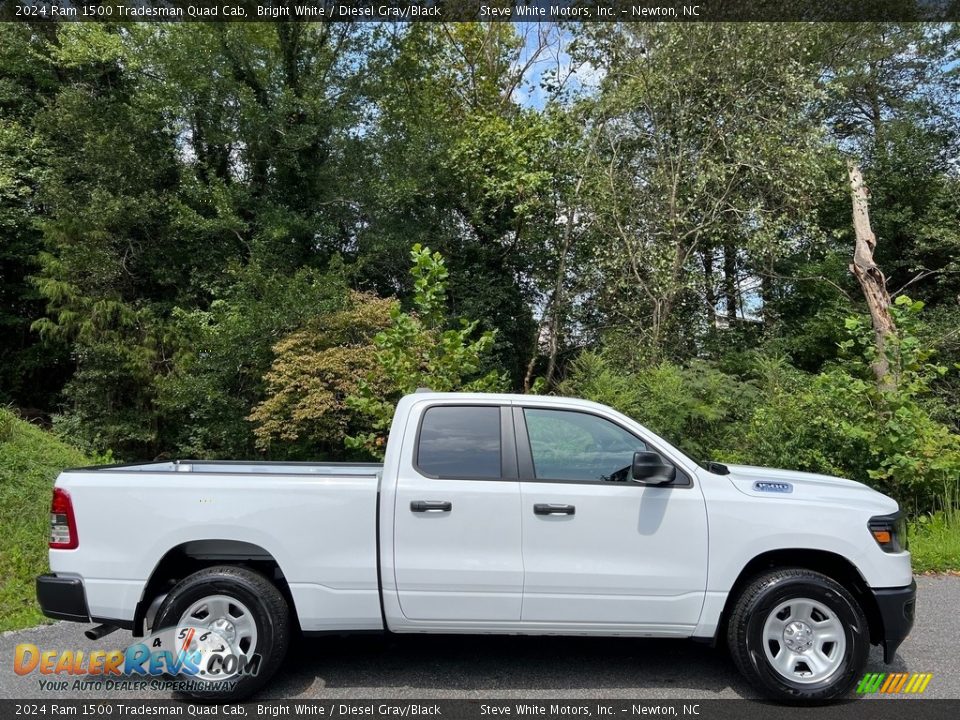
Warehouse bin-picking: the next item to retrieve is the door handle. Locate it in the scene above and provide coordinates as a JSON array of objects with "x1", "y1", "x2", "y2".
[
  {"x1": 534, "y1": 503, "x2": 575, "y2": 516},
  {"x1": 411, "y1": 500, "x2": 452, "y2": 513}
]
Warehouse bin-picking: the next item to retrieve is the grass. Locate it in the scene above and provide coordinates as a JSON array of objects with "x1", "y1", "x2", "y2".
[
  {"x1": 909, "y1": 503, "x2": 960, "y2": 574},
  {"x1": 0, "y1": 408, "x2": 89, "y2": 632}
]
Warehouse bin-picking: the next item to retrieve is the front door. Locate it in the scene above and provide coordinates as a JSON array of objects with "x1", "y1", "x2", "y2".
[
  {"x1": 393, "y1": 404, "x2": 523, "y2": 622},
  {"x1": 517, "y1": 406, "x2": 708, "y2": 630}
]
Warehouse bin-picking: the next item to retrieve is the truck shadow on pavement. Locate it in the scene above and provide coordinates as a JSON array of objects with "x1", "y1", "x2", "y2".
[
  {"x1": 268, "y1": 634, "x2": 756, "y2": 699},
  {"x1": 0, "y1": 623, "x2": 909, "y2": 701},
  {"x1": 266, "y1": 634, "x2": 908, "y2": 700}
]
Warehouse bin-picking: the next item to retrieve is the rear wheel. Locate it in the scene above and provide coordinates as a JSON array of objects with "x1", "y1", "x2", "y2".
[
  {"x1": 727, "y1": 568, "x2": 869, "y2": 702},
  {"x1": 153, "y1": 565, "x2": 290, "y2": 700}
]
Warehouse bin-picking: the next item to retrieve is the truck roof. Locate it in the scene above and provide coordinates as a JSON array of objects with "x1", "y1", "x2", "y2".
[{"x1": 400, "y1": 391, "x2": 611, "y2": 412}]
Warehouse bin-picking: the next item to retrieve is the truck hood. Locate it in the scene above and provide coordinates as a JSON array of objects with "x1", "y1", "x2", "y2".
[{"x1": 722, "y1": 463, "x2": 899, "y2": 514}]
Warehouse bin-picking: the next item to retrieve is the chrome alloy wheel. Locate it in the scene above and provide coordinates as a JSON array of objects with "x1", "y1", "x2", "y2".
[
  {"x1": 178, "y1": 594, "x2": 258, "y2": 658},
  {"x1": 761, "y1": 597, "x2": 846, "y2": 684}
]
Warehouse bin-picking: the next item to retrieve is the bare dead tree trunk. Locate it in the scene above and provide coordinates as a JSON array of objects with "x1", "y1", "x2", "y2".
[
  {"x1": 522, "y1": 209, "x2": 574, "y2": 393},
  {"x1": 847, "y1": 161, "x2": 896, "y2": 390}
]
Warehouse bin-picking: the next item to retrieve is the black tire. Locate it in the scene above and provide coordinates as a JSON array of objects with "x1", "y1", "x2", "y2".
[
  {"x1": 726, "y1": 568, "x2": 870, "y2": 703},
  {"x1": 153, "y1": 565, "x2": 290, "y2": 700}
]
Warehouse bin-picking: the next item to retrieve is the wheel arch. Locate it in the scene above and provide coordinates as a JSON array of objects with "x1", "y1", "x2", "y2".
[
  {"x1": 716, "y1": 548, "x2": 883, "y2": 647},
  {"x1": 133, "y1": 539, "x2": 297, "y2": 636}
]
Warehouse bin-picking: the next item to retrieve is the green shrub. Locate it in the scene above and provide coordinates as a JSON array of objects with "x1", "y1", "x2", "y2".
[
  {"x1": 715, "y1": 357, "x2": 871, "y2": 479},
  {"x1": 0, "y1": 409, "x2": 89, "y2": 630},
  {"x1": 249, "y1": 291, "x2": 397, "y2": 459},
  {"x1": 718, "y1": 299, "x2": 960, "y2": 512},
  {"x1": 558, "y1": 352, "x2": 756, "y2": 462},
  {"x1": 345, "y1": 245, "x2": 507, "y2": 459},
  {"x1": 909, "y1": 486, "x2": 960, "y2": 572}
]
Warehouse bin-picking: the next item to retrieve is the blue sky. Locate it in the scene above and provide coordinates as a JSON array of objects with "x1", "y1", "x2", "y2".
[{"x1": 512, "y1": 23, "x2": 603, "y2": 109}]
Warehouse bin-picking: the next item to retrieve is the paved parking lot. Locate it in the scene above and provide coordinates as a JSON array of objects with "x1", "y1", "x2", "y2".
[{"x1": 2, "y1": 575, "x2": 957, "y2": 700}]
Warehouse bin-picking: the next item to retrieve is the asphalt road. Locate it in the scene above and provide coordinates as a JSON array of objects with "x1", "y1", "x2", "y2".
[{"x1": 1, "y1": 575, "x2": 957, "y2": 700}]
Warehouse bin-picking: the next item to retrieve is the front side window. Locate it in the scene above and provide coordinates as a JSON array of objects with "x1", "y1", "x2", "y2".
[
  {"x1": 416, "y1": 405, "x2": 501, "y2": 479},
  {"x1": 524, "y1": 408, "x2": 648, "y2": 483}
]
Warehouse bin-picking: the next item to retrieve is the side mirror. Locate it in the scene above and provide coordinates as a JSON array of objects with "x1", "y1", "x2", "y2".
[{"x1": 631, "y1": 451, "x2": 677, "y2": 485}]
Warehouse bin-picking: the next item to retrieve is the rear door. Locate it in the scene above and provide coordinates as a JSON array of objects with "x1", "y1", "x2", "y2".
[
  {"x1": 517, "y1": 405, "x2": 708, "y2": 631},
  {"x1": 392, "y1": 403, "x2": 523, "y2": 622}
]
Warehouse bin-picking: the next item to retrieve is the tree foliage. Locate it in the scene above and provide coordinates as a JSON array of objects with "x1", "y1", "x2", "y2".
[
  {"x1": 345, "y1": 245, "x2": 507, "y2": 458},
  {"x1": 0, "y1": 22, "x2": 957, "y2": 514},
  {"x1": 249, "y1": 290, "x2": 396, "y2": 458},
  {"x1": 573, "y1": 24, "x2": 833, "y2": 361},
  {"x1": 563, "y1": 298, "x2": 960, "y2": 513}
]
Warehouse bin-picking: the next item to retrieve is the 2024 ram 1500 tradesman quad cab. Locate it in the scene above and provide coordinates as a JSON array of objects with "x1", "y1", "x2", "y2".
[{"x1": 37, "y1": 392, "x2": 915, "y2": 702}]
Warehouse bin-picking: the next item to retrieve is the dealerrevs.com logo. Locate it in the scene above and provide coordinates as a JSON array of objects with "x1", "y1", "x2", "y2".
[{"x1": 13, "y1": 625, "x2": 261, "y2": 692}]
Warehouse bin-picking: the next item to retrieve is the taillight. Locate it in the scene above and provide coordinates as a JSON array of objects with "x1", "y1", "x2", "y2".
[{"x1": 50, "y1": 487, "x2": 78, "y2": 550}]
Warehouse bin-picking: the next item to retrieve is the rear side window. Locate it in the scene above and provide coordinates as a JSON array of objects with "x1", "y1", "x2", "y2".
[{"x1": 416, "y1": 406, "x2": 501, "y2": 479}]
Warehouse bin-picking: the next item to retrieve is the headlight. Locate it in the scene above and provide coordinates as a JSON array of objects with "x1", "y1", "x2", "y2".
[{"x1": 868, "y1": 512, "x2": 907, "y2": 552}]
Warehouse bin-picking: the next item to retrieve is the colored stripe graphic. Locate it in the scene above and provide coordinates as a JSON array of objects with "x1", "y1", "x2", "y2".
[
  {"x1": 857, "y1": 673, "x2": 886, "y2": 693},
  {"x1": 857, "y1": 672, "x2": 932, "y2": 694},
  {"x1": 889, "y1": 673, "x2": 909, "y2": 693},
  {"x1": 880, "y1": 673, "x2": 898, "y2": 693}
]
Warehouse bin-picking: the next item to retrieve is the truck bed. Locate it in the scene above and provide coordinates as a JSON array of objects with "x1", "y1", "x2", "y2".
[{"x1": 52, "y1": 459, "x2": 385, "y2": 633}]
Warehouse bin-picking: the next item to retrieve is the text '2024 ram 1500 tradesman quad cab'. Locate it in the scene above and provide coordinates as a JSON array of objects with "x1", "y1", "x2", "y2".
[{"x1": 37, "y1": 392, "x2": 915, "y2": 702}]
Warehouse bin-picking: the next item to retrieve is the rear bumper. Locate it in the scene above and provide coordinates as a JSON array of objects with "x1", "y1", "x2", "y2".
[
  {"x1": 36, "y1": 573, "x2": 90, "y2": 623},
  {"x1": 872, "y1": 579, "x2": 916, "y2": 663}
]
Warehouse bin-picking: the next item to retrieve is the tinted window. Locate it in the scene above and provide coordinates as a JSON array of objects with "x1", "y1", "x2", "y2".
[
  {"x1": 524, "y1": 408, "x2": 648, "y2": 482},
  {"x1": 417, "y1": 406, "x2": 501, "y2": 479}
]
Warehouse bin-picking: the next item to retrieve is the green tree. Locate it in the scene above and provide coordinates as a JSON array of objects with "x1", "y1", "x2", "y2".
[
  {"x1": 27, "y1": 24, "x2": 179, "y2": 455},
  {"x1": 26, "y1": 23, "x2": 370, "y2": 457},
  {"x1": 573, "y1": 24, "x2": 833, "y2": 363},
  {"x1": 0, "y1": 24, "x2": 71, "y2": 409},
  {"x1": 346, "y1": 244, "x2": 507, "y2": 458},
  {"x1": 355, "y1": 24, "x2": 557, "y2": 385},
  {"x1": 158, "y1": 264, "x2": 348, "y2": 458},
  {"x1": 249, "y1": 290, "x2": 396, "y2": 459},
  {"x1": 770, "y1": 24, "x2": 960, "y2": 375}
]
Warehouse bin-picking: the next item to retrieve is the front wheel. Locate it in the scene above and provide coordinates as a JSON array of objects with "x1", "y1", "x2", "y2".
[
  {"x1": 727, "y1": 568, "x2": 870, "y2": 703},
  {"x1": 153, "y1": 565, "x2": 291, "y2": 700}
]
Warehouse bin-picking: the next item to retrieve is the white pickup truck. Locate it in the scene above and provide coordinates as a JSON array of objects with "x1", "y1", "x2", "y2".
[{"x1": 38, "y1": 392, "x2": 915, "y2": 702}]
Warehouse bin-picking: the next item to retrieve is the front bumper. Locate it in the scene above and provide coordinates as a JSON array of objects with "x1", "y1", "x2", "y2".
[
  {"x1": 872, "y1": 579, "x2": 916, "y2": 663},
  {"x1": 36, "y1": 573, "x2": 90, "y2": 623}
]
